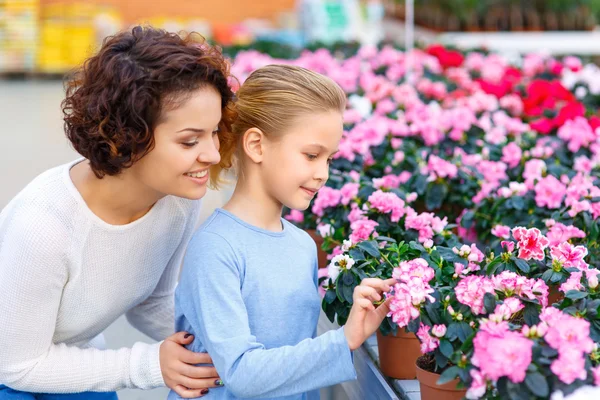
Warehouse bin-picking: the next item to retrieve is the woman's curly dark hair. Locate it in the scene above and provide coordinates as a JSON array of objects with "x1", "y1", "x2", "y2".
[{"x1": 62, "y1": 25, "x2": 236, "y2": 186}]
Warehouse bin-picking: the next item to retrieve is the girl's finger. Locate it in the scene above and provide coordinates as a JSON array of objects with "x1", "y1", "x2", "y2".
[
  {"x1": 173, "y1": 384, "x2": 209, "y2": 399},
  {"x1": 353, "y1": 285, "x2": 381, "y2": 302},
  {"x1": 359, "y1": 278, "x2": 392, "y2": 293}
]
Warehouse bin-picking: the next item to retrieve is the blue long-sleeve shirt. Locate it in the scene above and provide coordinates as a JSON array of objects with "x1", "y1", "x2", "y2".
[{"x1": 168, "y1": 209, "x2": 356, "y2": 400}]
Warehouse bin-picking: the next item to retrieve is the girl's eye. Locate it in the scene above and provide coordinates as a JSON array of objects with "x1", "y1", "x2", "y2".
[
  {"x1": 182, "y1": 140, "x2": 199, "y2": 148},
  {"x1": 212, "y1": 128, "x2": 220, "y2": 136},
  {"x1": 306, "y1": 154, "x2": 318, "y2": 161},
  {"x1": 327, "y1": 158, "x2": 333, "y2": 164}
]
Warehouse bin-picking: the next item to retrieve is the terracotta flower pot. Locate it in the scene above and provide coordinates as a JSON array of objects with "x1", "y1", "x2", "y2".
[
  {"x1": 376, "y1": 328, "x2": 422, "y2": 379},
  {"x1": 416, "y1": 363, "x2": 466, "y2": 400},
  {"x1": 548, "y1": 285, "x2": 564, "y2": 305},
  {"x1": 306, "y1": 229, "x2": 328, "y2": 269}
]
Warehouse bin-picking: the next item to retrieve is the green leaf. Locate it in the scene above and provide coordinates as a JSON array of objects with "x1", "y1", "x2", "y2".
[
  {"x1": 349, "y1": 248, "x2": 365, "y2": 261},
  {"x1": 525, "y1": 372, "x2": 549, "y2": 398},
  {"x1": 513, "y1": 258, "x2": 531, "y2": 273},
  {"x1": 342, "y1": 271, "x2": 355, "y2": 285},
  {"x1": 484, "y1": 292, "x2": 497, "y2": 314},
  {"x1": 375, "y1": 236, "x2": 396, "y2": 243},
  {"x1": 457, "y1": 322, "x2": 473, "y2": 342},
  {"x1": 324, "y1": 289, "x2": 337, "y2": 304},
  {"x1": 426, "y1": 182, "x2": 448, "y2": 210},
  {"x1": 461, "y1": 211, "x2": 475, "y2": 229},
  {"x1": 436, "y1": 366, "x2": 460, "y2": 385},
  {"x1": 524, "y1": 303, "x2": 541, "y2": 326},
  {"x1": 446, "y1": 323, "x2": 459, "y2": 341},
  {"x1": 541, "y1": 269, "x2": 553, "y2": 282},
  {"x1": 511, "y1": 196, "x2": 525, "y2": 210},
  {"x1": 357, "y1": 240, "x2": 380, "y2": 258},
  {"x1": 439, "y1": 339, "x2": 454, "y2": 358},
  {"x1": 565, "y1": 290, "x2": 588, "y2": 300},
  {"x1": 323, "y1": 300, "x2": 336, "y2": 322}
]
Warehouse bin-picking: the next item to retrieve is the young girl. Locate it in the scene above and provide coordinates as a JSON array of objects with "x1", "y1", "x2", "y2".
[
  {"x1": 170, "y1": 65, "x2": 395, "y2": 400},
  {"x1": 0, "y1": 27, "x2": 232, "y2": 399}
]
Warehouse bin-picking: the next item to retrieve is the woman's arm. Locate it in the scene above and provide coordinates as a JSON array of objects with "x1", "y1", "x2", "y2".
[
  {"x1": 0, "y1": 207, "x2": 164, "y2": 393},
  {"x1": 178, "y1": 231, "x2": 357, "y2": 399}
]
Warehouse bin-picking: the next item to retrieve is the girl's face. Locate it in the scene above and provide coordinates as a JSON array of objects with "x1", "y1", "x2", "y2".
[
  {"x1": 261, "y1": 111, "x2": 344, "y2": 211},
  {"x1": 132, "y1": 86, "x2": 223, "y2": 200}
]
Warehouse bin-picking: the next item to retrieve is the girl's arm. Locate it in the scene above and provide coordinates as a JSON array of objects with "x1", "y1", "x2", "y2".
[{"x1": 178, "y1": 231, "x2": 357, "y2": 399}]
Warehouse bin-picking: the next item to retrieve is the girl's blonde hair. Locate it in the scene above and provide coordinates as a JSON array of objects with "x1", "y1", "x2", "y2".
[{"x1": 214, "y1": 64, "x2": 347, "y2": 178}]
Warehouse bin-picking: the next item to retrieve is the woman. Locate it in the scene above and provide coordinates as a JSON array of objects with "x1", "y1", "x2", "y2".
[{"x1": 0, "y1": 26, "x2": 233, "y2": 399}]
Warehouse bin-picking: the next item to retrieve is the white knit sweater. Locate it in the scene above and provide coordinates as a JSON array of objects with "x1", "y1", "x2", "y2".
[{"x1": 0, "y1": 159, "x2": 202, "y2": 393}]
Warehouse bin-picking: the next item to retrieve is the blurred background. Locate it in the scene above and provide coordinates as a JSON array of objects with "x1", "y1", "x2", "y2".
[{"x1": 1, "y1": 0, "x2": 600, "y2": 399}]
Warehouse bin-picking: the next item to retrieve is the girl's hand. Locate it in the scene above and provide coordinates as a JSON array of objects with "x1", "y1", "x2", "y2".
[
  {"x1": 343, "y1": 278, "x2": 396, "y2": 351},
  {"x1": 160, "y1": 332, "x2": 224, "y2": 398}
]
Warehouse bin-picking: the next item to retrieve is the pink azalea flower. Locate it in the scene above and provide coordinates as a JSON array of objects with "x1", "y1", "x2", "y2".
[
  {"x1": 593, "y1": 365, "x2": 600, "y2": 386},
  {"x1": 368, "y1": 190, "x2": 407, "y2": 222},
  {"x1": 284, "y1": 209, "x2": 304, "y2": 223},
  {"x1": 535, "y1": 175, "x2": 567, "y2": 209},
  {"x1": 491, "y1": 225, "x2": 511, "y2": 239},
  {"x1": 347, "y1": 203, "x2": 366, "y2": 223},
  {"x1": 512, "y1": 227, "x2": 550, "y2": 261},
  {"x1": 431, "y1": 324, "x2": 447, "y2": 338},
  {"x1": 349, "y1": 219, "x2": 379, "y2": 243},
  {"x1": 523, "y1": 159, "x2": 546, "y2": 189},
  {"x1": 427, "y1": 155, "x2": 458, "y2": 179},
  {"x1": 557, "y1": 116, "x2": 598, "y2": 153},
  {"x1": 546, "y1": 223, "x2": 586, "y2": 246},
  {"x1": 311, "y1": 187, "x2": 342, "y2": 217},
  {"x1": 551, "y1": 349, "x2": 588, "y2": 385},
  {"x1": 417, "y1": 323, "x2": 440, "y2": 353},
  {"x1": 501, "y1": 142, "x2": 523, "y2": 168},
  {"x1": 455, "y1": 276, "x2": 495, "y2": 315},
  {"x1": 340, "y1": 182, "x2": 359, "y2": 206},
  {"x1": 466, "y1": 369, "x2": 487, "y2": 399},
  {"x1": 472, "y1": 321, "x2": 533, "y2": 383},
  {"x1": 559, "y1": 271, "x2": 583, "y2": 293},
  {"x1": 551, "y1": 242, "x2": 589, "y2": 270}
]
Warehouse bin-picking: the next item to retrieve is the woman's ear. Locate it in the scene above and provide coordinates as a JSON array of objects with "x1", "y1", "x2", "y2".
[{"x1": 242, "y1": 127, "x2": 264, "y2": 164}]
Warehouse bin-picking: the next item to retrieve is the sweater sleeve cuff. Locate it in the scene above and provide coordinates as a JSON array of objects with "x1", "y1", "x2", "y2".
[
  {"x1": 334, "y1": 327, "x2": 357, "y2": 380},
  {"x1": 129, "y1": 341, "x2": 165, "y2": 389}
]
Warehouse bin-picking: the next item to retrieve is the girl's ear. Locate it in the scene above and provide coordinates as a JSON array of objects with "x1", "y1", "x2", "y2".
[{"x1": 242, "y1": 127, "x2": 265, "y2": 164}]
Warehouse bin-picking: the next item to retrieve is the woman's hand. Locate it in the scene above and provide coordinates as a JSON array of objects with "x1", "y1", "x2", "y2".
[
  {"x1": 160, "y1": 332, "x2": 223, "y2": 398},
  {"x1": 343, "y1": 278, "x2": 396, "y2": 351}
]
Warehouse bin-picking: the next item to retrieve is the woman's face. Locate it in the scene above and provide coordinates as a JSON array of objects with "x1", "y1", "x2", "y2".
[{"x1": 133, "y1": 86, "x2": 223, "y2": 200}]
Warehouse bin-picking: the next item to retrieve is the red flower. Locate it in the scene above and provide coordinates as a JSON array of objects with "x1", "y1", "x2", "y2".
[
  {"x1": 530, "y1": 118, "x2": 555, "y2": 134},
  {"x1": 512, "y1": 227, "x2": 550, "y2": 261},
  {"x1": 554, "y1": 102, "x2": 585, "y2": 127},
  {"x1": 426, "y1": 44, "x2": 464, "y2": 69},
  {"x1": 588, "y1": 116, "x2": 600, "y2": 131}
]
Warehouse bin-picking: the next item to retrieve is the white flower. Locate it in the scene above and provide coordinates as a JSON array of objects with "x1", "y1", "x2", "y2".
[
  {"x1": 328, "y1": 254, "x2": 355, "y2": 282},
  {"x1": 423, "y1": 239, "x2": 434, "y2": 249},
  {"x1": 341, "y1": 239, "x2": 353, "y2": 252},
  {"x1": 328, "y1": 263, "x2": 341, "y2": 282},
  {"x1": 317, "y1": 223, "x2": 333, "y2": 238},
  {"x1": 348, "y1": 94, "x2": 372, "y2": 118},
  {"x1": 552, "y1": 386, "x2": 600, "y2": 400}
]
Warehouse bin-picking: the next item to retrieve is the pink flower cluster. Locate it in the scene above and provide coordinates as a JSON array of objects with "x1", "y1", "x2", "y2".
[
  {"x1": 349, "y1": 219, "x2": 379, "y2": 243},
  {"x1": 417, "y1": 323, "x2": 440, "y2": 353},
  {"x1": 311, "y1": 187, "x2": 342, "y2": 217},
  {"x1": 388, "y1": 258, "x2": 436, "y2": 328},
  {"x1": 546, "y1": 221, "x2": 586, "y2": 246},
  {"x1": 404, "y1": 210, "x2": 448, "y2": 243},
  {"x1": 472, "y1": 321, "x2": 533, "y2": 384},
  {"x1": 455, "y1": 276, "x2": 495, "y2": 315},
  {"x1": 491, "y1": 271, "x2": 549, "y2": 307},
  {"x1": 535, "y1": 175, "x2": 567, "y2": 209},
  {"x1": 367, "y1": 190, "x2": 407, "y2": 222},
  {"x1": 426, "y1": 155, "x2": 458, "y2": 180},
  {"x1": 540, "y1": 308, "x2": 595, "y2": 385}
]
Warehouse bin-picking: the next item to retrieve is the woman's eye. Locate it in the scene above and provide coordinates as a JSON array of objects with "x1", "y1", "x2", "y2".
[
  {"x1": 212, "y1": 129, "x2": 220, "y2": 136},
  {"x1": 327, "y1": 158, "x2": 333, "y2": 164},
  {"x1": 182, "y1": 140, "x2": 198, "y2": 148},
  {"x1": 306, "y1": 154, "x2": 318, "y2": 161}
]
